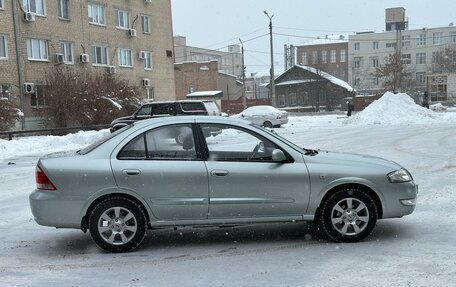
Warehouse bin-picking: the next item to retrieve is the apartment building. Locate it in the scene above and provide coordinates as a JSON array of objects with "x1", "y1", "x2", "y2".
[
  {"x1": 349, "y1": 8, "x2": 456, "y2": 96},
  {"x1": 174, "y1": 36, "x2": 243, "y2": 78},
  {"x1": 296, "y1": 36, "x2": 349, "y2": 82},
  {"x1": 0, "y1": 0, "x2": 175, "y2": 129}
]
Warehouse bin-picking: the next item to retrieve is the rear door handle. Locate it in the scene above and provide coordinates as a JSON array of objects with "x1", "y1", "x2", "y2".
[
  {"x1": 122, "y1": 169, "x2": 141, "y2": 176},
  {"x1": 210, "y1": 170, "x2": 229, "y2": 177}
]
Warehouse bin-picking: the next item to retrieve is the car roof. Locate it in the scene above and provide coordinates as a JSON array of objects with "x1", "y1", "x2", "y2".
[{"x1": 132, "y1": 115, "x2": 250, "y2": 130}]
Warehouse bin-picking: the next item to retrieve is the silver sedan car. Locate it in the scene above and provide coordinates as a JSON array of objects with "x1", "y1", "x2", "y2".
[{"x1": 30, "y1": 116, "x2": 417, "y2": 252}]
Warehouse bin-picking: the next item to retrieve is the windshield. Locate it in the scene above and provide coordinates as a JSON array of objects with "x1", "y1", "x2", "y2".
[{"x1": 250, "y1": 124, "x2": 303, "y2": 152}]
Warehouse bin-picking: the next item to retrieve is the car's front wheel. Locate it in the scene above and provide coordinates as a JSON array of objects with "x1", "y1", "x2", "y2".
[
  {"x1": 89, "y1": 197, "x2": 147, "y2": 253},
  {"x1": 317, "y1": 188, "x2": 378, "y2": 242}
]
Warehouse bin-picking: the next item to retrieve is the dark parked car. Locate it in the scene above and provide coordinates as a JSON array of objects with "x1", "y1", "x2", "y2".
[{"x1": 110, "y1": 100, "x2": 220, "y2": 132}]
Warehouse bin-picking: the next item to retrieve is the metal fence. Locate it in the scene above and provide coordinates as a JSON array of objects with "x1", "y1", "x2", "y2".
[{"x1": 0, "y1": 125, "x2": 110, "y2": 141}]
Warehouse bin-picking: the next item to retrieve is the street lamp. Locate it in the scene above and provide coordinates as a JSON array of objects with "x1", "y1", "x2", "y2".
[{"x1": 264, "y1": 11, "x2": 276, "y2": 107}]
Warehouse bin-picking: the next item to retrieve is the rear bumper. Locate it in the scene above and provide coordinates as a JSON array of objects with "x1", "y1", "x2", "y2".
[{"x1": 29, "y1": 190, "x2": 85, "y2": 229}]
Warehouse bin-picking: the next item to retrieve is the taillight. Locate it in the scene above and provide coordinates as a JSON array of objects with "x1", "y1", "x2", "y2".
[{"x1": 36, "y1": 166, "x2": 57, "y2": 190}]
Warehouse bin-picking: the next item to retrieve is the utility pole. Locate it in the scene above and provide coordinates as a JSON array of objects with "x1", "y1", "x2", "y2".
[
  {"x1": 12, "y1": 0, "x2": 25, "y2": 130},
  {"x1": 239, "y1": 38, "x2": 247, "y2": 110},
  {"x1": 264, "y1": 11, "x2": 276, "y2": 107}
]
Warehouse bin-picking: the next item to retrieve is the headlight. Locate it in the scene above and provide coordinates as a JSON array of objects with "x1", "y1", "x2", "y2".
[{"x1": 387, "y1": 168, "x2": 412, "y2": 183}]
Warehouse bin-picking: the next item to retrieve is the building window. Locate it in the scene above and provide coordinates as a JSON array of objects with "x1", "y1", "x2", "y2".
[
  {"x1": 354, "y1": 57, "x2": 362, "y2": 69},
  {"x1": 143, "y1": 51, "x2": 152, "y2": 70},
  {"x1": 312, "y1": 50, "x2": 318, "y2": 64},
  {"x1": 354, "y1": 78, "x2": 360, "y2": 86},
  {"x1": 88, "y1": 3, "x2": 105, "y2": 25},
  {"x1": 370, "y1": 57, "x2": 379, "y2": 68},
  {"x1": 91, "y1": 45, "x2": 108, "y2": 66},
  {"x1": 301, "y1": 52, "x2": 307, "y2": 65},
  {"x1": 372, "y1": 77, "x2": 379, "y2": 86},
  {"x1": 60, "y1": 42, "x2": 73, "y2": 64},
  {"x1": 278, "y1": 95, "x2": 285, "y2": 107},
  {"x1": 432, "y1": 51, "x2": 440, "y2": 64},
  {"x1": 416, "y1": 52, "x2": 426, "y2": 65},
  {"x1": 141, "y1": 15, "x2": 151, "y2": 34},
  {"x1": 146, "y1": 87, "x2": 154, "y2": 101},
  {"x1": 330, "y1": 50, "x2": 336, "y2": 63},
  {"x1": 0, "y1": 0, "x2": 4, "y2": 10},
  {"x1": 30, "y1": 85, "x2": 46, "y2": 108},
  {"x1": 23, "y1": 0, "x2": 45, "y2": 16},
  {"x1": 354, "y1": 42, "x2": 360, "y2": 50},
  {"x1": 57, "y1": 0, "x2": 69, "y2": 19},
  {"x1": 1, "y1": 85, "x2": 11, "y2": 100},
  {"x1": 401, "y1": 53, "x2": 411, "y2": 65},
  {"x1": 402, "y1": 35, "x2": 411, "y2": 47},
  {"x1": 118, "y1": 48, "x2": 133, "y2": 67},
  {"x1": 0, "y1": 35, "x2": 7, "y2": 59},
  {"x1": 340, "y1": 49, "x2": 346, "y2": 62},
  {"x1": 386, "y1": 42, "x2": 397, "y2": 48},
  {"x1": 289, "y1": 93, "x2": 297, "y2": 106},
  {"x1": 433, "y1": 32, "x2": 443, "y2": 45},
  {"x1": 416, "y1": 72, "x2": 426, "y2": 83},
  {"x1": 321, "y1": 50, "x2": 327, "y2": 63},
  {"x1": 417, "y1": 34, "x2": 426, "y2": 46},
  {"x1": 451, "y1": 31, "x2": 456, "y2": 43},
  {"x1": 116, "y1": 10, "x2": 129, "y2": 29},
  {"x1": 26, "y1": 38, "x2": 48, "y2": 61},
  {"x1": 373, "y1": 41, "x2": 379, "y2": 50}
]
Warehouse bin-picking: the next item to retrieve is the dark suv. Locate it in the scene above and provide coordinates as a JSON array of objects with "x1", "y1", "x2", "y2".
[{"x1": 110, "y1": 100, "x2": 220, "y2": 133}]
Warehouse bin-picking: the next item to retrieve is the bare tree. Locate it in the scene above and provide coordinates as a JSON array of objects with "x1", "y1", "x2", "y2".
[
  {"x1": 374, "y1": 51, "x2": 412, "y2": 93},
  {"x1": 433, "y1": 46, "x2": 456, "y2": 73},
  {"x1": 41, "y1": 67, "x2": 142, "y2": 127}
]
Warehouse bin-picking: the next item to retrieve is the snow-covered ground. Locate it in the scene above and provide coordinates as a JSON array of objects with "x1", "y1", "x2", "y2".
[{"x1": 1, "y1": 93, "x2": 456, "y2": 286}]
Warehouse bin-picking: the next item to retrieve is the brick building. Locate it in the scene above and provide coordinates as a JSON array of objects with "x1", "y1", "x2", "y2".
[
  {"x1": 174, "y1": 61, "x2": 243, "y2": 113},
  {"x1": 296, "y1": 35, "x2": 349, "y2": 82},
  {"x1": 0, "y1": 0, "x2": 175, "y2": 129},
  {"x1": 174, "y1": 36, "x2": 243, "y2": 78}
]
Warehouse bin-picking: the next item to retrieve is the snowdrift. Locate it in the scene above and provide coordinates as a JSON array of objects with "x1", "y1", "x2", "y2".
[{"x1": 347, "y1": 92, "x2": 436, "y2": 125}]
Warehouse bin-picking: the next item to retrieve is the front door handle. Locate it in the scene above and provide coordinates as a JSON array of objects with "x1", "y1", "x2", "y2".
[
  {"x1": 210, "y1": 170, "x2": 229, "y2": 177},
  {"x1": 122, "y1": 169, "x2": 141, "y2": 176}
]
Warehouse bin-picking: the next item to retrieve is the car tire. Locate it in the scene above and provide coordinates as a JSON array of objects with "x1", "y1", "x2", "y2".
[
  {"x1": 89, "y1": 197, "x2": 147, "y2": 253},
  {"x1": 317, "y1": 188, "x2": 377, "y2": 243},
  {"x1": 263, "y1": 121, "x2": 273, "y2": 128}
]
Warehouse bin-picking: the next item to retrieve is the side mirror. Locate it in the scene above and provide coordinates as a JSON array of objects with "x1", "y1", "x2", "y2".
[{"x1": 272, "y1": 149, "x2": 286, "y2": 162}]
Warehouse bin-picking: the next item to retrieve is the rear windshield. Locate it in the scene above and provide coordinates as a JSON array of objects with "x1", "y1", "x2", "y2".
[
  {"x1": 78, "y1": 125, "x2": 132, "y2": 155},
  {"x1": 136, "y1": 104, "x2": 152, "y2": 116}
]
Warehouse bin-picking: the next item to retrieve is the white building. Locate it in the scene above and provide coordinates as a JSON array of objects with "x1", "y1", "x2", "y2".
[{"x1": 348, "y1": 8, "x2": 456, "y2": 97}]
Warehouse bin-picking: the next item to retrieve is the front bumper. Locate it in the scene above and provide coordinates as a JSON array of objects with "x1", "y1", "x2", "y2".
[
  {"x1": 382, "y1": 182, "x2": 418, "y2": 218},
  {"x1": 29, "y1": 190, "x2": 85, "y2": 229}
]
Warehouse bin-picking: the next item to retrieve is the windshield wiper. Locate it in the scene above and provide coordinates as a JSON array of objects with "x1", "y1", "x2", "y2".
[{"x1": 303, "y1": 148, "x2": 318, "y2": 156}]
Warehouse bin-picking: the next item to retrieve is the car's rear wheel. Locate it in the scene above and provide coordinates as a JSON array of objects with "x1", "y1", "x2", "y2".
[
  {"x1": 317, "y1": 188, "x2": 377, "y2": 242},
  {"x1": 89, "y1": 197, "x2": 147, "y2": 253},
  {"x1": 263, "y1": 121, "x2": 273, "y2": 128}
]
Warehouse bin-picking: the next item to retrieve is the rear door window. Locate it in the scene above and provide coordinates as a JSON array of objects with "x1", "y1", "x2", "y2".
[
  {"x1": 152, "y1": 103, "x2": 172, "y2": 115},
  {"x1": 118, "y1": 124, "x2": 198, "y2": 160}
]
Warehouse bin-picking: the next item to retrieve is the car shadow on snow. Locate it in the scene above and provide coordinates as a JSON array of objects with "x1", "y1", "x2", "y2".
[{"x1": 29, "y1": 220, "x2": 414, "y2": 256}]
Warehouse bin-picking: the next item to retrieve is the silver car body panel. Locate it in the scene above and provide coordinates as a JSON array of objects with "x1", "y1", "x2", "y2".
[{"x1": 29, "y1": 116, "x2": 416, "y2": 230}]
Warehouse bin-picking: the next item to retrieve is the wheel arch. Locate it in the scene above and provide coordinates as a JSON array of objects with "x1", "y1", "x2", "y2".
[
  {"x1": 315, "y1": 183, "x2": 383, "y2": 221},
  {"x1": 80, "y1": 192, "x2": 152, "y2": 232}
]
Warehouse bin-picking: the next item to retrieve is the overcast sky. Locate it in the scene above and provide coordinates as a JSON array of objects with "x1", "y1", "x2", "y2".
[{"x1": 172, "y1": 0, "x2": 455, "y2": 74}]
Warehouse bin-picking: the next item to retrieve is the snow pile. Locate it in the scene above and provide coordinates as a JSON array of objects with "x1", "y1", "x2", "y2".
[
  {"x1": 347, "y1": 92, "x2": 436, "y2": 125},
  {"x1": 0, "y1": 129, "x2": 109, "y2": 161}
]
